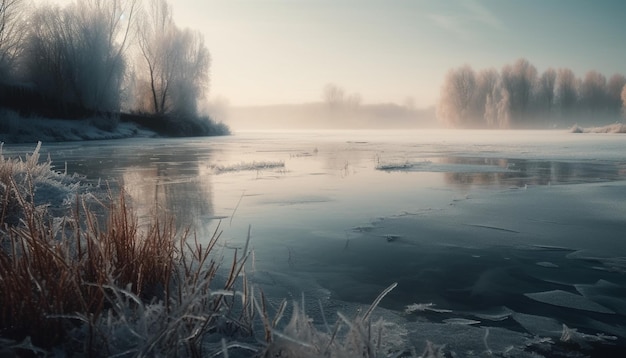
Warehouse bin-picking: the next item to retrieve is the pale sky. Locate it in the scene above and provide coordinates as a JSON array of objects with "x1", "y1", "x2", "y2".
[{"x1": 52, "y1": 0, "x2": 626, "y2": 107}]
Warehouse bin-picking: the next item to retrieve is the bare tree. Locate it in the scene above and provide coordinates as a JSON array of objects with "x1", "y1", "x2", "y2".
[
  {"x1": 534, "y1": 68, "x2": 557, "y2": 116},
  {"x1": 168, "y1": 28, "x2": 210, "y2": 117},
  {"x1": 621, "y1": 84, "x2": 626, "y2": 119},
  {"x1": 82, "y1": 0, "x2": 138, "y2": 111},
  {"x1": 323, "y1": 83, "x2": 346, "y2": 110},
  {"x1": 22, "y1": 5, "x2": 75, "y2": 100},
  {"x1": 607, "y1": 74, "x2": 626, "y2": 113},
  {"x1": 437, "y1": 65, "x2": 476, "y2": 127},
  {"x1": 483, "y1": 80, "x2": 510, "y2": 129},
  {"x1": 134, "y1": 0, "x2": 209, "y2": 118},
  {"x1": 500, "y1": 58, "x2": 537, "y2": 121},
  {"x1": 0, "y1": 0, "x2": 26, "y2": 81},
  {"x1": 135, "y1": 0, "x2": 175, "y2": 114},
  {"x1": 496, "y1": 87, "x2": 511, "y2": 128},
  {"x1": 580, "y1": 71, "x2": 608, "y2": 116},
  {"x1": 554, "y1": 68, "x2": 579, "y2": 119},
  {"x1": 21, "y1": 0, "x2": 137, "y2": 112},
  {"x1": 471, "y1": 67, "x2": 498, "y2": 126}
]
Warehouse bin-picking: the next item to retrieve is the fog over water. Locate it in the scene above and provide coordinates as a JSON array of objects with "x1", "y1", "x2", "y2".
[{"x1": 6, "y1": 129, "x2": 626, "y2": 355}]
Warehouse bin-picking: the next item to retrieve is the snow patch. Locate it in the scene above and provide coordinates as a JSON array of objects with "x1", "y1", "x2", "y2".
[
  {"x1": 570, "y1": 123, "x2": 626, "y2": 133},
  {"x1": 210, "y1": 160, "x2": 285, "y2": 174},
  {"x1": 0, "y1": 109, "x2": 155, "y2": 143}
]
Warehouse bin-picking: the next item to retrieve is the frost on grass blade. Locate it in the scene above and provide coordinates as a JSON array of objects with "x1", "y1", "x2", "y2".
[{"x1": 404, "y1": 302, "x2": 452, "y2": 314}]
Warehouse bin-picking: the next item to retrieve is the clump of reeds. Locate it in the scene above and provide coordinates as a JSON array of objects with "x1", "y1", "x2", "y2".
[
  {"x1": 0, "y1": 143, "x2": 258, "y2": 356},
  {"x1": 259, "y1": 283, "x2": 403, "y2": 358}
]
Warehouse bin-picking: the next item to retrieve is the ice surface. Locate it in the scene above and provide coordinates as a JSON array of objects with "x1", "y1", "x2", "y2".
[
  {"x1": 575, "y1": 280, "x2": 626, "y2": 315},
  {"x1": 442, "y1": 318, "x2": 481, "y2": 325},
  {"x1": 404, "y1": 302, "x2": 452, "y2": 314},
  {"x1": 536, "y1": 261, "x2": 559, "y2": 268},
  {"x1": 512, "y1": 312, "x2": 563, "y2": 337},
  {"x1": 210, "y1": 160, "x2": 285, "y2": 174},
  {"x1": 524, "y1": 290, "x2": 615, "y2": 314},
  {"x1": 468, "y1": 306, "x2": 514, "y2": 321},
  {"x1": 7, "y1": 129, "x2": 626, "y2": 355},
  {"x1": 375, "y1": 159, "x2": 516, "y2": 173}
]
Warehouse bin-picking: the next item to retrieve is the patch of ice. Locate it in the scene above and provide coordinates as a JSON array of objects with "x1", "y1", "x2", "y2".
[
  {"x1": 524, "y1": 290, "x2": 615, "y2": 314},
  {"x1": 443, "y1": 318, "x2": 481, "y2": 325},
  {"x1": 566, "y1": 251, "x2": 626, "y2": 273},
  {"x1": 512, "y1": 312, "x2": 563, "y2": 338},
  {"x1": 575, "y1": 280, "x2": 626, "y2": 315},
  {"x1": 375, "y1": 159, "x2": 516, "y2": 173},
  {"x1": 584, "y1": 318, "x2": 626, "y2": 339},
  {"x1": 375, "y1": 161, "x2": 419, "y2": 171},
  {"x1": 536, "y1": 261, "x2": 559, "y2": 268},
  {"x1": 469, "y1": 306, "x2": 514, "y2": 322},
  {"x1": 210, "y1": 160, "x2": 285, "y2": 174},
  {"x1": 405, "y1": 303, "x2": 452, "y2": 314}
]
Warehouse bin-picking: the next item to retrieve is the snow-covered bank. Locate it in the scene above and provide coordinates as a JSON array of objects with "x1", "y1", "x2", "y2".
[
  {"x1": 0, "y1": 109, "x2": 157, "y2": 143},
  {"x1": 0, "y1": 109, "x2": 231, "y2": 143},
  {"x1": 570, "y1": 123, "x2": 626, "y2": 133}
]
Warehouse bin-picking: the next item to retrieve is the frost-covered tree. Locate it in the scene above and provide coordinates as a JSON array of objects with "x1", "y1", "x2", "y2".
[
  {"x1": 21, "y1": 0, "x2": 136, "y2": 112},
  {"x1": 470, "y1": 68, "x2": 498, "y2": 126},
  {"x1": 322, "y1": 83, "x2": 362, "y2": 114},
  {"x1": 0, "y1": 0, "x2": 26, "y2": 81},
  {"x1": 134, "y1": 0, "x2": 210, "y2": 117},
  {"x1": 554, "y1": 68, "x2": 579, "y2": 119},
  {"x1": 621, "y1": 85, "x2": 626, "y2": 119},
  {"x1": 484, "y1": 80, "x2": 511, "y2": 129},
  {"x1": 437, "y1": 65, "x2": 476, "y2": 127},
  {"x1": 607, "y1": 74, "x2": 626, "y2": 113},
  {"x1": 323, "y1": 83, "x2": 346, "y2": 110},
  {"x1": 580, "y1": 71, "x2": 610, "y2": 119},
  {"x1": 500, "y1": 58, "x2": 537, "y2": 122},
  {"x1": 496, "y1": 87, "x2": 511, "y2": 128},
  {"x1": 21, "y1": 5, "x2": 76, "y2": 102},
  {"x1": 167, "y1": 28, "x2": 210, "y2": 118},
  {"x1": 440, "y1": 59, "x2": 626, "y2": 127},
  {"x1": 533, "y1": 68, "x2": 557, "y2": 116}
]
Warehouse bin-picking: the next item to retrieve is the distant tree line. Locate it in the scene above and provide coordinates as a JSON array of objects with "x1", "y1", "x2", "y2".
[
  {"x1": 0, "y1": 0, "x2": 224, "y2": 135},
  {"x1": 437, "y1": 58, "x2": 626, "y2": 128}
]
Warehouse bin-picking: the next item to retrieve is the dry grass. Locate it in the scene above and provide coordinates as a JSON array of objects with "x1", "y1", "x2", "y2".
[
  {"x1": 0, "y1": 143, "x2": 257, "y2": 356},
  {"x1": 0, "y1": 143, "x2": 401, "y2": 357}
]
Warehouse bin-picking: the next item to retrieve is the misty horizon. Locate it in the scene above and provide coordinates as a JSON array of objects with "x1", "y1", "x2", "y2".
[
  {"x1": 3, "y1": 1, "x2": 626, "y2": 356},
  {"x1": 40, "y1": 0, "x2": 626, "y2": 108}
]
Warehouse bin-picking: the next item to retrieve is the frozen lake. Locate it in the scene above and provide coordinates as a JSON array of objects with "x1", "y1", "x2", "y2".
[{"x1": 6, "y1": 129, "x2": 626, "y2": 356}]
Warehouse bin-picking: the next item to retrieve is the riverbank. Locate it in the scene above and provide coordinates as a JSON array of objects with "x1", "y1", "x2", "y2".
[{"x1": 0, "y1": 108, "x2": 230, "y2": 144}]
